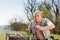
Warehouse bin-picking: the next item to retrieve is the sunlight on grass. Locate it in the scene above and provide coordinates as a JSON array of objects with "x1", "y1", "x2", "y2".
[
  {"x1": 0, "y1": 34, "x2": 5, "y2": 40},
  {"x1": 50, "y1": 34, "x2": 60, "y2": 39}
]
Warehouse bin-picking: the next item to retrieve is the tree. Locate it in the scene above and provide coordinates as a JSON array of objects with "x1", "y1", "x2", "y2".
[
  {"x1": 10, "y1": 22, "x2": 28, "y2": 31},
  {"x1": 9, "y1": 17, "x2": 28, "y2": 31},
  {"x1": 38, "y1": 2, "x2": 52, "y2": 21},
  {"x1": 51, "y1": 0, "x2": 60, "y2": 34},
  {"x1": 38, "y1": 0, "x2": 60, "y2": 34},
  {"x1": 24, "y1": 0, "x2": 38, "y2": 22}
]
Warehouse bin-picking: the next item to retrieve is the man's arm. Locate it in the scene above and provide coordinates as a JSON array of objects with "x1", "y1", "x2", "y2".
[
  {"x1": 36, "y1": 18, "x2": 55, "y2": 31},
  {"x1": 40, "y1": 24, "x2": 55, "y2": 30}
]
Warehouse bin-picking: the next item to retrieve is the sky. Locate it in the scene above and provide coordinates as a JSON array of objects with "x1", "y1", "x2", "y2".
[
  {"x1": 0, "y1": 0, "x2": 27, "y2": 25},
  {"x1": 0, "y1": 0, "x2": 42, "y2": 25}
]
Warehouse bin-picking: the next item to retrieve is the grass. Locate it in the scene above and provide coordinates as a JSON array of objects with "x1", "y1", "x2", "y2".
[
  {"x1": 0, "y1": 30, "x2": 60, "y2": 40},
  {"x1": 50, "y1": 34, "x2": 60, "y2": 39}
]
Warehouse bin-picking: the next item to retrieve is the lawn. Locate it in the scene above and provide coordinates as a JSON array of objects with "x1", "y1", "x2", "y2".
[{"x1": 0, "y1": 30, "x2": 60, "y2": 40}]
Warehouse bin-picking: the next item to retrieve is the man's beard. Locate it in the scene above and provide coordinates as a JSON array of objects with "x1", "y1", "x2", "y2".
[{"x1": 35, "y1": 19, "x2": 42, "y2": 25}]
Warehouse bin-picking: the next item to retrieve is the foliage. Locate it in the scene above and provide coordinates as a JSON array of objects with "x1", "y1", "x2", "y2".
[
  {"x1": 10, "y1": 22, "x2": 28, "y2": 31},
  {"x1": 38, "y1": 0, "x2": 60, "y2": 34},
  {"x1": 9, "y1": 17, "x2": 28, "y2": 31}
]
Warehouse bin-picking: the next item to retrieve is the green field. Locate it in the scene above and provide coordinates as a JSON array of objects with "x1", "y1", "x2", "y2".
[{"x1": 0, "y1": 30, "x2": 60, "y2": 40}]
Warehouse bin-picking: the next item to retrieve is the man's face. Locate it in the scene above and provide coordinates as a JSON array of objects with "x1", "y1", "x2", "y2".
[{"x1": 35, "y1": 12, "x2": 42, "y2": 23}]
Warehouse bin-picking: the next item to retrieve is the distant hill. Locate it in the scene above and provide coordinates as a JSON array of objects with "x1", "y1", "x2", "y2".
[{"x1": 0, "y1": 25, "x2": 12, "y2": 30}]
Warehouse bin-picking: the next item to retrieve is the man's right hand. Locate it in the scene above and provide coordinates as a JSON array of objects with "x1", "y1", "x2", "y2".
[{"x1": 26, "y1": 28, "x2": 30, "y2": 35}]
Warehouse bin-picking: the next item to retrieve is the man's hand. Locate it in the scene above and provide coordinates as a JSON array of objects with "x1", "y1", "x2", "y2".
[{"x1": 26, "y1": 28, "x2": 30, "y2": 35}]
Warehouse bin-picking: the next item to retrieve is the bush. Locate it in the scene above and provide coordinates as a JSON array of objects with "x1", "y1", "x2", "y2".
[{"x1": 10, "y1": 22, "x2": 28, "y2": 31}]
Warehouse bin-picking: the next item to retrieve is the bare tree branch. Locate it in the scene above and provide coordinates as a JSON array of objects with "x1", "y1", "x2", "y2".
[{"x1": 24, "y1": 0, "x2": 38, "y2": 22}]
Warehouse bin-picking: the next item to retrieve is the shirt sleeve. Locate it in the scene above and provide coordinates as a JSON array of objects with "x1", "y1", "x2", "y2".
[{"x1": 46, "y1": 18, "x2": 53, "y2": 25}]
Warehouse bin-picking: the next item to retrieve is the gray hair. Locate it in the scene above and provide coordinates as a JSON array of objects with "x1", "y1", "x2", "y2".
[{"x1": 34, "y1": 10, "x2": 43, "y2": 16}]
